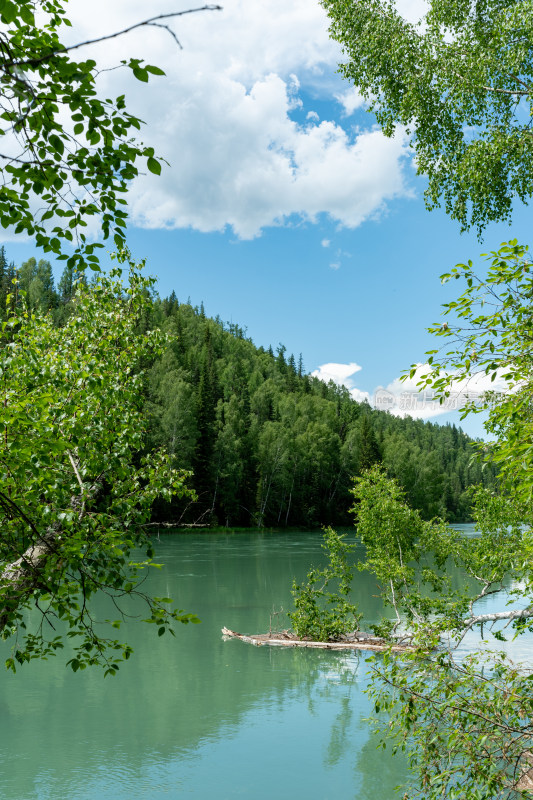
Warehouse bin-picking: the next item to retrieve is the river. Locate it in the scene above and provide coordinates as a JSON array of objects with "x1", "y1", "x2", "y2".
[{"x1": 0, "y1": 527, "x2": 519, "y2": 799}]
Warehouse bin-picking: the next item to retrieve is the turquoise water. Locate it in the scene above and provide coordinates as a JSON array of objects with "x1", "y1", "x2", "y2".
[{"x1": 0, "y1": 528, "x2": 508, "y2": 799}]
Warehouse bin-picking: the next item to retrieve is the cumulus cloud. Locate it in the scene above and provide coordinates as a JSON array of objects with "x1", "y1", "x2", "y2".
[
  {"x1": 373, "y1": 364, "x2": 515, "y2": 420},
  {"x1": 321, "y1": 238, "x2": 331, "y2": 248},
  {"x1": 312, "y1": 360, "x2": 515, "y2": 422},
  {"x1": 311, "y1": 362, "x2": 371, "y2": 403},
  {"x1": 312, "y1": 361, "x2": 362, "y2": 382},
  {"x1": 335, "y1": 87, "x2": 367, "y2": 116},
  {"x1": 128, "y1": 79, "x2": 409, "y2": 238},
  {"x1": 62, "y1": 0, "x2": 412, "y2": 239}
]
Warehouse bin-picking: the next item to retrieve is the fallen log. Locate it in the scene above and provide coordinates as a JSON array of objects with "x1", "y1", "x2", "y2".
[{"x1": 221, "y1": 627, "x2": 413, "y2": 652}]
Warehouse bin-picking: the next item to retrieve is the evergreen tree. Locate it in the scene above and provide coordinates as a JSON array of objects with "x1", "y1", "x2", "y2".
[
  {"x1": 193, "y1": 327, "x2": 219, "y2": 515},
  {"x1": 357, "y1": 414, "x2": 382, "y2": 472},
  {"x1": 144, "y1": 292, "x2": 497, "y2": 527}
]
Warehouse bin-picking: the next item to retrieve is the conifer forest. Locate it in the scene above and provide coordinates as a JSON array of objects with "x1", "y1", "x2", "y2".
[{"x1": 1, "y1": 247, "x2": 496, "y2": 530}]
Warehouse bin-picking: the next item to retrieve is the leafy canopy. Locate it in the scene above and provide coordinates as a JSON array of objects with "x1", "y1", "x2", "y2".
[
  {"x1": 0, "y1": 252, "x2": 198, "y2": 674},
  {"x1": 322, "y1": 0, "x2": 533, "y2": 234},
  {"x1": 416, "y1": 240, "x2": 533, "y2": 499},
  {"x1": 0, "y1": 0, "x2": 219, "y2": 271},
  {"x1": 354, "y1": 468, "x2": 533, "y2": 799}
]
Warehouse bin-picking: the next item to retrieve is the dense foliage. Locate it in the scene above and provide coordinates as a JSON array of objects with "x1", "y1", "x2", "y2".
[
  {"x1": 145, "y1": 294, "x2": 498, "y2": 527},
  {"x1": 0, "y1": 0, "x2": 218, "y2": 272},
  {"x1": 1, "y1": 246, "x2": 497, "y2": 529},
  {"x1": 0, "y1": 254, "x2": 198, "y2": 673},
  {"x1": 322, "y1": 0, "x2": 533, "y2": 235}
]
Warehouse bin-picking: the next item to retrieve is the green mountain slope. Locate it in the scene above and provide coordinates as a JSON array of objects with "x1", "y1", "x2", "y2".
[
  {"x1": 146, "y1": 296, "x2": 496, "y2": 527},
  {"x1": 1, "y1": 250, "x2": 496, "y2": 527}
]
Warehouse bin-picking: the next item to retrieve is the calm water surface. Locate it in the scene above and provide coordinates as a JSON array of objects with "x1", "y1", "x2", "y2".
[{"x1": 0, "y1": 528, "x2": 517, "y2": 799}]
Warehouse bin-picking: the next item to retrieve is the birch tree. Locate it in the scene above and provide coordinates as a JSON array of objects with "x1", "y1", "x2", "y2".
[
  {"x1": 0, "y1": 254, "x2": 198, "y2": 673},
  {"x1": 322, "y1": 0, "x2": 533, "y2": 235}
]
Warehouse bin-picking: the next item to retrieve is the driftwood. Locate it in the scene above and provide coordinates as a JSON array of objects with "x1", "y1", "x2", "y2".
[
  {"x1": 143, "y1": 522, "x2": 211, "y2": 529},
  {"x1": 221, "y1": 627, "x2": 413, "y2": 653}
]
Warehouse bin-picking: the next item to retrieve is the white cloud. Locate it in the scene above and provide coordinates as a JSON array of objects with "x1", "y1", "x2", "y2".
[
  {"x1": 312, "y1": 361, "x2": 362, "y2": 382},
  {"x1": 373, "y1": 364, "x2": 516, "y2": 420},
  {"x1": 321, "y1": 238, "x2": 331, "y2": 248},
  {"x1": 312, "y1": 362, "x2": 371, "y2": 402},
  {"x1": 61, "y1": 0, "x2": 412, "y2": 239},
  {"x1": 350, "y1": 387, "x2": 372, "y2": 404},
  {"x1": 330, "y1": 262, "x2": 340, "y2": 270},
  {"x1": 395, "y1": 0, "x2": 429, "y2": 25},
  {"x1": 307, "y1": 111, "x2": 320, "y2": 122},
  {"x1": 335, "y1": 87, "x2": 366, "y2": 116},
  {"x1": 129, "y1": 80, "x2": 409, "y2": 238},
  {"x1": 312, "y1": 360, "x2": 516, "y2": 422}
]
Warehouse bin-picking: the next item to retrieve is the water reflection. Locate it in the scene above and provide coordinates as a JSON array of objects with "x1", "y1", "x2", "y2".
[{"x1": 0, "y1": 528, "x2": 495, "y2": 799}]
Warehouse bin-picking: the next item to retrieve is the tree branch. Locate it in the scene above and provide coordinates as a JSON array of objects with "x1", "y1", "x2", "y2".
[
  {"x1": 453, "y1": 71, "x2": 530, "y2": 96},
  {"x1": 10, "y1": 6, "x2": 223, "y2": 69},
  {"x1": 67, "y1": 450, "x2": 86, "y2": 520}
]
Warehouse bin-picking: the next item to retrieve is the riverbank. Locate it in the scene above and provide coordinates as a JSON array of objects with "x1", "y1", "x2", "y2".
[{"x1": 146, "y1": 521, "x2": 474, "y2": 536}]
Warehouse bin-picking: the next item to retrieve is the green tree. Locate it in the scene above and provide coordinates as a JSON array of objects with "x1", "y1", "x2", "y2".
[
  {"x1": 0, "y1": 0, "x2": 220, "y2": 270},
  {"x1": 354, "y1": 468, "x2": 533, "y2": 799},
  {"x1": 354, "y1": 243, "x2": 533, "y2": 797},
  {"x1": 289, "y1": 527, "x2": 361, "y2": 641},
  {"x1": 0, "y1": 246, "x2": 7, "y2": 315},
  {"x1": 18, "y1": 257, "x2": 57, "y2": 312},
  {"x1": 417, "y1": 240, "x2": 533, "y2": 499},
  {"x1": 357, "y1": 413, "x2": 382, "y2": 472},
  {"x1": 351, "y1": 466, "x2": 452, "y2": 640},
  {"x1": 322, "y1": 0, "x2": 533, "y2": 233},
  {"x1": 193, "y1": 327, "x2": 219, "y2": 515},
  {"x1": 0, "y1": 252, "x2": 198, "y2": 673}
]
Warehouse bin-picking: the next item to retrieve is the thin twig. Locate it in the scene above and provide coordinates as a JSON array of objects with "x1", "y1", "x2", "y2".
[{"x1": 11, "y1": 6, "x2": 223, "y2": 68}]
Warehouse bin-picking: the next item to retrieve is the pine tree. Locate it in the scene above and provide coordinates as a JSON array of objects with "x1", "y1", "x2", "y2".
[
  {"x1": 358, "y1": 414, "x2": 382, "y2": 471},
  {"x1": 58, "y1": 264, "x2": 75, "y2": 303},
  {"x1": 193, "y1": 326, "x2": 219, "y2": 515},
  {"x1": 287, "y1": 353, "x2": 297, "y2": 391}
]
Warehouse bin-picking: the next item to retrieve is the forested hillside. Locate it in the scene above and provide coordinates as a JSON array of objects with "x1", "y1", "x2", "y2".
[
  {"x1": 146, "y1": 294, "x2": 496, "y2": 526},
  {"x1": 2, "y1": 249, "x2": 497, "y2": 527}
]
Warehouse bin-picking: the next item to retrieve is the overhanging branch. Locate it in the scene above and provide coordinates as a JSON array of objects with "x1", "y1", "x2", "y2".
[{"x1": 8, "y1": 6, "x2": 223, "y2": 69}]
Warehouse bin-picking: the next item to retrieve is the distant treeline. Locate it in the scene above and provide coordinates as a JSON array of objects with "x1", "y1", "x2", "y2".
[
  {"x1": 2, "y1": 249, "x2": 497, "y2": 527},
  {"x1": 146, "y1": 294, "x2": 496, "y2": 526},
  {"x1": 0, "y1": 248, "x2": 84, "y2": 327}
]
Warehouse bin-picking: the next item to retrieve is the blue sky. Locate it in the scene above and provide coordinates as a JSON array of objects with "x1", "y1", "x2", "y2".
[{"x1": 5, "y1": 0, "x2": 531, "y2": 439}]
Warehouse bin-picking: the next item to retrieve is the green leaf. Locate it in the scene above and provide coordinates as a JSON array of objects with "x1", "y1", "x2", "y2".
[
  {"x1": 0, "y1": 1, "x2": 18, "y2": 24},
  {"x1": 147, "y1": 157, "x2": 161, "y2": 176},
  {"x1": 132, "y1": 67, "x2": 149, "y2": 83}
]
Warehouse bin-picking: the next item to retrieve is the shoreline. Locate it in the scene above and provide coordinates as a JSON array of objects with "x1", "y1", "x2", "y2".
[{"x1": 146, "y1": 521, "x2": 473, "y2": 535}]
